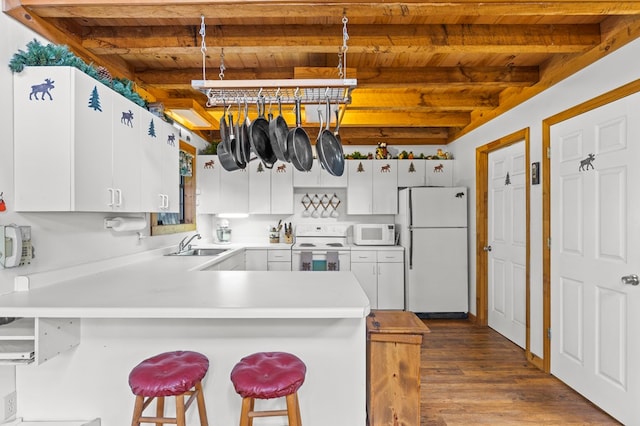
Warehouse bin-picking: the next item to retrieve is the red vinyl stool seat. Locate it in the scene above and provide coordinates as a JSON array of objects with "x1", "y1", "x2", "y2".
[
  {"x1": 230, "y1": 351, "x2": 306, "y2": 426},
  {"x1": 129, "y1": 350, "x2": 210, "y2": 426}
]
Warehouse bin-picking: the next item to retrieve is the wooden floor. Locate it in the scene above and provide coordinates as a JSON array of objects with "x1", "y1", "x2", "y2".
[{"x1": 420, "y1": 320, "x2": 620, "y2": 425}]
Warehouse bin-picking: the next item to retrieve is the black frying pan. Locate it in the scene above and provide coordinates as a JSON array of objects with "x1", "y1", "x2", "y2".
[
  {"x1": 248, "y1": 97, "x2": 276, "y2": 169},
  {"x1": 269, "y1": 96, "x2": 290, "y2": 162},
  {"x1": 217, "y1": 109, "x2": 242, "y2": 171},
  {"x1": 317, "y1": 98, "x2": 345, "y2": 176},
  {"x1": 286, "y1": 98, "x2": 313, "y2": 171}
]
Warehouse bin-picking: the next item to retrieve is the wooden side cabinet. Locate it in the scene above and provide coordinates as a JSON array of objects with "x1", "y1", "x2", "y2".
[{"x1": 366, "y1": 310, "x2": 429, "y2": 426}]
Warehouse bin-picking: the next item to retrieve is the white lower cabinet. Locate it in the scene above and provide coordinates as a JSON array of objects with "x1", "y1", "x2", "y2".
[
  {"x1": 215, "y1": 250, "x2": 245, "y2": 271},
  {"x1": 351, "y1": 248, "x2": 404, "y2": 309},
  {"x1": 245, "y1": 249, "x2": 268, "y2": 271},
  {"x1": 268, "y1": 249, "x2": 292, "y2": 271},
  {"x1": 245, "y1": 248, "x2": 291, "y2": 271}
]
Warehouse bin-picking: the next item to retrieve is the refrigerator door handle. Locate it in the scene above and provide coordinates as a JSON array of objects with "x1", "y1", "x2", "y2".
[{"x1": 409, "y1": 228, "x2": 414, "y2": 269}]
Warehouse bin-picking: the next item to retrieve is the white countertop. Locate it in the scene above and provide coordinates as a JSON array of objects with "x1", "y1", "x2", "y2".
[{"x1": 0, "y1": 247, "x2": 370, "y2": 319}]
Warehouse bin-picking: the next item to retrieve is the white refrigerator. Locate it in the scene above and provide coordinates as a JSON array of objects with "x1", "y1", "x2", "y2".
[{"x1": 396, "y1": 187, "x2": 468, "y2": 315}]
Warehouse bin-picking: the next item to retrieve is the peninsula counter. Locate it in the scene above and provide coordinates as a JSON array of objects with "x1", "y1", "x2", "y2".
[{"x1": 0, "y1": 252, "x2": 370, "y2": 425}]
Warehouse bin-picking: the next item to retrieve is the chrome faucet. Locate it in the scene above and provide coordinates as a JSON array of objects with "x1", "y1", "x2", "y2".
[{"x1": 177, "y1": 233, "x2": 201, "y2": 253}]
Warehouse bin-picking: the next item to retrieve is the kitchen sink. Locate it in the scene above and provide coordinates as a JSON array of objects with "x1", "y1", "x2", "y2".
[{"x1": 166, "y1": 248, "x2": 229, "y2": 256}]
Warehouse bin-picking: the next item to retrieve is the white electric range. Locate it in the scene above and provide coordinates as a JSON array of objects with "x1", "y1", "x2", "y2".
[{"x1": 291, "y1": 224, "x2": 351, "y2": 271}]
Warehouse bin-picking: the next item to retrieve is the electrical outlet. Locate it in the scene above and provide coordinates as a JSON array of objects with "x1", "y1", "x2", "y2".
[{"x1": 4, "y1": 391, "x2": 16, "y2": 420}]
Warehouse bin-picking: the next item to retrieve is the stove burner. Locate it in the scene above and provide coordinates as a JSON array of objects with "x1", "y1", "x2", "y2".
[
  {"x1": 326, "y1": 243, "x2": 344, "y2": 247},
  {"x1": 298, "y1": 243, "x2": 316, "y2": 247}
]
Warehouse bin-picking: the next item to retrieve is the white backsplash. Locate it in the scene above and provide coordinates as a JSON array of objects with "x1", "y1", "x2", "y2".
[{"x1": 197, "y1": 187, "x2": 396, "y2": 244}]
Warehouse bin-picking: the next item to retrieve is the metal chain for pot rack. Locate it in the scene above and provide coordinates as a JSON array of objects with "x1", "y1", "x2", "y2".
[{"x1": 195, "y1": 14, "x2": 356, "y2": 108}]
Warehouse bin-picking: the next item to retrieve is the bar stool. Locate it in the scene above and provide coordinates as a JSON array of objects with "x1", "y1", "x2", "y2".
[
  {"x1": 128, "y1": 350, "x2": 210, "y2": 426},
  {"x1": 230, "y1": 351, "x2": 306, "y2": 426}
]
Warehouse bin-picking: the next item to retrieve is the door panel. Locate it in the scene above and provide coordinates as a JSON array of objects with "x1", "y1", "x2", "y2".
[
  {"x1": 487, "y1": 141, "x2": 527, "y2": 348},
  {"x1": 550, "y1": 91, "x2": 640, "y2": 425}
]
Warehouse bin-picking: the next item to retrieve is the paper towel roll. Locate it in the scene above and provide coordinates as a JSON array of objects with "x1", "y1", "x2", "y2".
[{"x1": 106, "y1": 217, "x2": 147, "y2": 232}]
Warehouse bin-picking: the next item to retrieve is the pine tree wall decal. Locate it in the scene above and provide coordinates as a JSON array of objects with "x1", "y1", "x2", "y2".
[
  {"x1": 88, "y1": 86, "x2": 102, "y2": 111},
  {"x1": 148, "y1": 119, "x2": 156, "y2": 137},
  {"x1": 357, "y1": 162, "x2": 365, "y2": 172},
  {"x1": 409, "y1": 162, "x2": 416, "y2": 173}
]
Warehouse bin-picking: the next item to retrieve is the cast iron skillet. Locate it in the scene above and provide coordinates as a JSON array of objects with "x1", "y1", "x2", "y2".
[
  {"x1": 232, "y1": 107, "x2": 247, "y2": 169},
  {"x1": 217, "y1": 109, "x2": 242, "y2": 171},
  {"x1": 316, "y1": 98, "x2": 345, "y2": 176},
  {"x1": 239, "y1": 102, "x2": 254, "y2": 164},
  {"x1": 248, "y1": 97, "x2": 276, "y2": 169},
  {"x1": 269, "y1": 96, "x2": 290, "y2": 162},
  {"x1": 286, "y1": 98, "x2": 313, "y2": 171}
]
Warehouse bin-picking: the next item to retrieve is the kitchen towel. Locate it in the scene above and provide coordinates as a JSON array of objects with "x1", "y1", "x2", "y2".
[
  {"x1": 300, "y1": 251, "x2": 312, "y2": 271},
  {"x1": 326, "y1": 251, "x2": 339, "y2": 271}
]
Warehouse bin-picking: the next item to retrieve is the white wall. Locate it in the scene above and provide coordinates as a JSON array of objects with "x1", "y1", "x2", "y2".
[
  {"x1": 0, "y1": 13, "x2": 207, "y2": 412},
  {"x1": 448, "y1": 37, "x2": 640, "y2": 357}
]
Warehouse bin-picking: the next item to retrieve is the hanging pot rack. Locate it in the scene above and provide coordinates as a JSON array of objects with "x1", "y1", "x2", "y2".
[
  {"x1": 191, "y1": 14, "x2": 356, "y2": 108},
  {"x1": 192, "y1": 78, "x2": 357, "y2": 107}
]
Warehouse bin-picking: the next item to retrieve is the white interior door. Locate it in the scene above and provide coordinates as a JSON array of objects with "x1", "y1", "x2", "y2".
[
  {"x1": 487, "y1": 141, "x2": 527, "y2": 348},
  {"x1": 550, "y1": 91, "x2": 640, "y2": 425}
]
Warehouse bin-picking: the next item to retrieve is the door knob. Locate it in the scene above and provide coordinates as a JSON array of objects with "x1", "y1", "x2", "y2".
[
  {"x1": 483, "y1": 245, "x2": 492, "y2": 252},
  {"x1": 621, "y1": 274, "x2": 639, "y2": 286}
]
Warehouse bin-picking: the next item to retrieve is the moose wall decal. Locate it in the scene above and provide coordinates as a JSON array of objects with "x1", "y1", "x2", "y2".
[
  {"x1": 121, "y1": 110, "x2": 134, "y2": 127},
  {"x1": 29, "y1": 78, "x2": 55, "y2": 100},
  {"x1": 579, "y1": 153, "x2": 596, "y2": 171}
]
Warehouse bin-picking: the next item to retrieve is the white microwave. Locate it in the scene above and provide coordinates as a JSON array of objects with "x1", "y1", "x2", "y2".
[{"x1": 353, "y1": 224, "x2": 396, "y2": 246}]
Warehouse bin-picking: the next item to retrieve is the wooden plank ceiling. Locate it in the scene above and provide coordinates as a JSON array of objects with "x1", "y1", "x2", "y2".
[{"x1": 4, "y1": 0, "x2": 640, "y2": 145}]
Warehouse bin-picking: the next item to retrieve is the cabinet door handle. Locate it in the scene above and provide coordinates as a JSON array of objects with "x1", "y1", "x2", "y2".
[
  {"x1": 158, "y1": 194, "x2": 165, "y2": 209},
  {"x1": 115, "y1": 189, "x2": 122, "y2": 207},
  {"x1": 107, "y1": 188, "x2": 115, "y2": 206}
]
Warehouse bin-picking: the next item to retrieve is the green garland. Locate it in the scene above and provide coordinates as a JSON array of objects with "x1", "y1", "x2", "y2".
[{"x1": 9, "y1": 39, "x2": 147, "y2": 108}]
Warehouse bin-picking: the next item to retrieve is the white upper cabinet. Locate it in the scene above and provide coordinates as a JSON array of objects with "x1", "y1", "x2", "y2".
[
  {"x1": 220, "y1": 167, "x2": 249, "y2": 214},
  {"x1": 269, "y1": 161, "x2": 294, "y2": 215},
  {"x1": 397, "y1": 160, "x2": 426, "y2": 187},
  {"x1": 14, "y1": 66, "x2": 146, "y2": 212},
  {"x1": 248, "y1": 160, "x2": 271, "y2": 214},
  {"x1": 347, "y1": 160, "x2": 398, "y2": 215},
  {"x1": 110, "y1": 95, "x2": 142, "y2": 212},
  {"x1": 139, "y1": 108, "x2": 179, "y2": 212},
  {"x1": 197, "y1": 154, "x2": 250, "y2": 215},
  {"x1": 424, "y1": 160, "x2": 454, "y2": 187},
  {"x1": 196, "y1": 155, "x2": 221, "y2": 214},
  {"x1": 293, "y1": 159, "x2": 348, "y2": 188}
]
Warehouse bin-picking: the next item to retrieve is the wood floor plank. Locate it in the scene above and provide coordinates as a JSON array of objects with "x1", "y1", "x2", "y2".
[{"x1": 420, "y1": 320, "x2": 620, "y2": 425}]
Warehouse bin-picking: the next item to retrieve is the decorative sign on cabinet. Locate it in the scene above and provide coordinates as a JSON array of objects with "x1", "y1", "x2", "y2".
[{"x1": 13, "y1": 66, "x2": 178, "y2": 213}]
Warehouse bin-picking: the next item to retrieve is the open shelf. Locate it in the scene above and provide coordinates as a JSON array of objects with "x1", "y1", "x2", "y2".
[{"x1": 0, "y1": 318, "x2": 80, "y2": 365}]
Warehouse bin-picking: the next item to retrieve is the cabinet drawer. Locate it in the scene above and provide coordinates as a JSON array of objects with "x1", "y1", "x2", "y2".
[
  {"x1": 351, "y1": 251, "x2": 377, "y2": 262},
  {"x1": 377, "y1": 250, "x2": 404, "y2": 262},
  {"x1": 268, "y1": 250, "x2": 292, "y2": 262}
]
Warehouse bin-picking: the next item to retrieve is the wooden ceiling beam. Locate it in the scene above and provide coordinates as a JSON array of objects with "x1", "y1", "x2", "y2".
[
  {"x1": 137, "y1": 66, "x2": 538, "y2": 89},
  {"x1": 80, "y1": 24, "x2": 600, "y2": 55},
  {"x1": 16, "y1": 1, "x2": 640, "y2": 20},
  {"x1": 450, "y1": 14, "x2": 640, "y2": 141}
]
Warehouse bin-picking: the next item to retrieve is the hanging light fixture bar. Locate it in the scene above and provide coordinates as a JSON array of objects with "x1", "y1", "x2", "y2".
[{"x1": 192, "y1": 13, "x2": 356, "y2": 107}]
